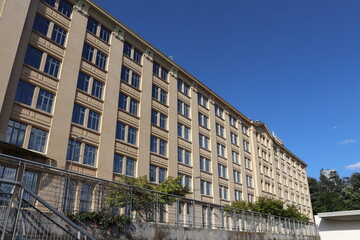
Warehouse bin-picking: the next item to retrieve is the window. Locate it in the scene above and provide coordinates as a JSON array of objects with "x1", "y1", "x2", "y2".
[
  {"x1": 44, "y1": 55, "x2": 61, "y2": 77},
  {"x1": 52, "y1": 25, "x2": 67, "y2": 46},
  {"x1": 234, "y1": 190, "x2": 242, "y2": 201},
  {"x1": 6, "y1": 120, "x2": 27, "y2": 147},
  {"x1": 219, "y1": 186, "x2": 228, "y2": 200},
  {"x1": 100, "y1": 25, "x2": 111, "y2": 43},
  {"x1": 218, "y1": 164, "x2": 227, "y2": 178},
  {"x1": 79, "y1": 184, "x2": 92, "y2": 212},
  {"x1": 245, "y1": 157, "x2": 252, "y2": 169},
  {"x1": 42, "y1": 0, "x2": 55, "y2": 7},
  {"x1": 215, "y1": 105, "x2": 223, "y2": 118},
  {"x1": 198, "y1": 113, "x2": 209, "y2": 129},
  {"x1": 149, "y1": 165, "x2": 167, "y2": 183},
  {"x1": 121, "y1": 66, "x2": 130, "y2": 83},
  {"x1": 242, "y1": 125, "x2": 249, "y2": 136},
  {"x1": 87, "y1": 110, "x2": 100, "y2": 131},
  {"x1": 66, "y1": 139, "x2": 81, "y2": 162},
  {"x1": 216, "y1": 143, "x2": 226, "y2": 158},
  {"x1": 28, "y1": 127, "x2": 48, "y2": 152},
  {"x1": 230, "y1": 132, "x2": 238, "y2": 145},
  {"x1": 72, "y1": 104, "x2": 86, "y2": 125},
  {"x1": 24, "y1": 45, "x2": 43, "y2": 69},
  {"x1": 33, "y1": 14, "x2": 50, "y2": 36},
  {"x1": 96, "y1": 51, "x2": 107, "y2": 69},
  {"x1": 152, "y1": 85, "x2": 167, "y2": 105},
  {"x1": 151, "y1": 109, "x2": 167, "y2": 129},
  {"x1": 248, "y1": 194, "x2": 254, "y2": 202},
  {"x1": 179, "y1": 174, "x2": 191, "y2": 189},
  {"x1": 177, "y1": 123, "x2": 191, "y2": 141},
  {"x1": 123, "y1": 42, "x2": 142, "y2": 64},
  {"x1": 126, "y1": 158, "x2": 135, "y2": 176},
  {"x1": 198, "y1": 93, "x2": 208, "y2": 108},
  {"x1": 118, "y1": 93, "x2": 139, "y2": 116},
  {"x1": 91, "y1": 79, "x2": 103, "y2": 99},
  {"x1": 87, "y1": 16, "x2": 111, "y2": 43},
  {"x1": 116, "y1": 122, "x2": 137, "y2": 145},
  {"x1": 58, "y1": 0, "x2": 73, "y2": 17},
  {"x1": 87, "y1": 16, "x2": 98, "y2": 35},
  {"x1": 121, "y1": 66, "x2": 141, "y2": 89},
  {"x1": 33, "y1": 13, "x2": 67, "y2": 46},
  {"x1": 77, "y1": 72, "x2": 90, "y2": 92},
  {"x1": 200, "y1": 156, "x2": 211, "y2": 172},
  {"x1": 246, "y1": 175, "x2": 253, "y2": 188},
  {"x1": 133, "y1": 48, "x2": 142, "y2": 64},
  {"x1": 177, "y1": 79, "x2": 190, "y2": 95},
  {"x1": 123, "y1": 42, "x2": 132, "y2": 57},
  {"x1": 15, "y1": 81, "x2": 35, "y2": 106},
  {"x1": 200, "y1": 180, "x2": 212, "y2": 196},
  {"x1": 150, "y1": 136, "x2": 167, "y2": 156},
  {"x1": 83, "y1": 144, "x2": 96, "y2": 166},
  {"x1": 232, "y1": 151, "x2": 239, "y2": 164},
  {"x1": 177, "y1": 100, "x2": 190, "y2": 118},
  {"x1": 229, "y1": 115, "x2": 237, "y2": 128},
  {"x1": 199, "y1": 134, "x2": 210, "y2": 150},
  {"x1": 233, "y1": 170, "x2": 241, "y2": 183},
  {"x1": 243, "y1": 140, "x2": 250, "y2": 152},
  {"x1": 82, "y1": 43, "x2": 94, "y2": 61},
  {"x1": 113, "y1": 154, "x2": 123, "y2": 173},
  {"x1": 215, "y1": 123, "x2": 224, "y2": 137},
  {"x1": 178, "y1": 147, "x2": 191, "y2": 165},
  {"x1": 153, "y1": 61, "x2": 160, "y2": 75},
  {"x1": 82, "y1": 43, "x2": 107, "y2": 70},
  {"x1": 36, "y1": 89, "x2": 54, "y2": 113},
  {"x1": 161, "y1": 68, "x2": 168, "y2": 81},
  {"x1": 132, "y1": 72, "x2": 140, "y2": 89}
]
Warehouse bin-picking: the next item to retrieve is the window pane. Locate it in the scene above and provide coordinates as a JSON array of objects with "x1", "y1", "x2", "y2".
[
  {"x1": 36, "y1": 89, "x2": 54, "y2": 113},
  {"x1": 44, "y1": 55, "x2": 60, "y2": 78},
  {"x1": 33, "y1": 14, "x2": 50, "y2": 36},
  {"x1": 153, "y1": 62, "x2": 160, "y2": 75},
  {"x1": 87, "y1": 110, "x2": 100, "y2": 131},
  {"x1": 113, "y1": 154, "x2": 123, "y2": 173},
  {"x1": 133, "y1": 48, "x2": 142, "y2": 64},
  {"x1": 116, "y1": 122, "x2": 126, "y2": 141},
  {"x1": 79, "y1": 184, "x2": 92, "y2": 212},
  {"x1": 71, "y1": 104, "x2": 86, "y2": 125},
  {"x1": 149, "y1": 165, "x2": 156, "y2": 182},
  {"x1": 24, "y1": 45, "x2": 43, "y2": 69},
  {"x1": 121, "y1": 66, "x2": 130, "y2": 83},
  {"x1": 159, "y1": 168, "x2": 166, "y2": 183},
  {"x1": 58, "y1": 0, "x2": 73, "y2": 17},
  {"x1": 6, "y1": 120, "x2": 27, "y2": 147},
  {"x1": 150, "y1": 136, "x2": 157, "y2": 153},
  {"x1": 91, "y1": 79, "x2": 103, "y2": 99},
  {"x1": 118, "y1": 93, "x2": 128, "y2": 110},
  {"x1": 77, "y1": 72, "x2": 90, "y2": 92},
  {"x1": 159, "y1": 114, "x2": 166, "y2": 129},
  {"x1": 66, "y1": 139, "x2": 81, "y2": 162},
  {"x1": 129, "y1": 99, "x2": 138, "y2": 115},
  {"x1": 83, "y1": 144, "x2": 96, "y2": 166},
  {"x1": 127, "y1": 127, "x2": 137, "y2": 145},
  {"x1": 43, "y1": 0, "x2": 55, "y2": 7},
  {"x1": 28, "y1": 127, "x2": 48, "y2": 152},
  {"x1": 131, "y1": 72, "x2": 140, "y2": 89},
  {"x1": 51, "y1": 25, "x2": 67, "y2": 46},
  {"x1": 82, "y1": 43, "x2": 94, "y2": 61},
  {"x1": 126, "y1": 158, "x2": 135, "y2": 176},
  {"x1": 151, "y1": 110, "x2": 158, "y2": 125},
  {"x1": 96, "y1": 51, "x2": 107, "y2": 69},
  {"x1": 123, "y1": 42, "x2": 132, "y2": 57},
  {"x1": 15, "y1": 81, "x2": 35, "y2": 105},
  {"x1": 86, "y1": 17, "x2": 98, "y2": 35},
  {"x1": 100, "y1": 25, "x2": 110, "y2": 43}
]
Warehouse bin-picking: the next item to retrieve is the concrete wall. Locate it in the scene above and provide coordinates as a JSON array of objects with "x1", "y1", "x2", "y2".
[{"x1": 315, "y1": 215, "x2": 360, "y2": 240}]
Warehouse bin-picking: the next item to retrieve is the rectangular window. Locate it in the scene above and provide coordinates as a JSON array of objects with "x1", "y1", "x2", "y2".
[
  {"x1": 219, "y1": 186, "x2": 228, "y2": 200},
  {"x1": 232, "y1": 151, "x2": 239, "y2": 164},
  {"x1": 6, "y1": 120, "x2": 27, "y2": 147},
  {"x1": 79, "y1": 184, "x2": 92, "y2": 212},
  {"x1": 113, "y1": 154, "x2": 123, "y2": 173},
  {"x1": 150, "y1": 165, "x2": 157, "y2": 182},
  {"x1": 159, "y1": 139, "x2": 167, "y2": 156},
  {"x1": 200, "y1": 180, "x2": 212, "y2": 196},
  {"x1": 178, "y1": 100, "x2": 190, "y2": 117},
  {"x1": 133, "y1": 48, "x2": 142, "y2": 64},
  {"x1": 242, "y1": 125, "x2": 249, "y2": 136},
  {"x1": 153, "y1": 61, "x2": 160, "y2": 76},
  {"x1": 200, "y1": 156, "x2": 211, "y2": 172},
  {"x1": 82, "y1": 43, "x2": 94, "y2": 62},
  {"x1": 152, "y1": 85, "x2": 159, "y2": 100},
  {"x1": 198, "y1": 93, "x2": 208, "y2": 108},
  {"x1": 87, "y1": 16, "x2": 98, "y2": 35},
  {"x1": 24, "y1": 45, "x2": 43, "y2": 69},
  {"x1": 151, "y1": 109, "x2": 158, "y2": 125},
  {"x1": 51, "y1": 25, "x2": 67, "y2": 46},
  {"x1": 235, "y1": 190, "x2": 242, "y2": 201},
  {"x1": 177, "y1": 79, "x2": 190, "y2": 96},
  {"x1": 44, "y1": 55, "x2": 61, "y2": 78},
  {"x1": 199, "y1": 134, "x2": 209, "y2": 150},
  {"x1": 123, "y1": 42, "x2": 132, "y2": 57},
  {"x1": 161, "y1": 68, "x2": 168, "y2": 81},
  {"x1": 96, "y1": 51, "x2": 107, "y2": 69},
  {"x1": 198, "y1": 113, "x2": 209, "y2": 129},
  {"x1": 66, "y1": 139, "x2": 81, "y2": 162},
  {"x1": 243, "y1": 140, "x2": 250, "y2": 152},
  {"x1": 83, "y1": 144, "x2": 96, "y2": 166},
  {"x1": 246, "y1": 175, "x2": 253, "y2": 188},
  {"x1": 121, "y1": 66, "x2": 130, "y2": 83},
  {"x1": 118, "y1": 93, "x2": 128, "y2": 110},
  {"x1": 72, "y1": 104, "x2": 86, "y2": 125},
  {"x1": 131, "y1": 72, "x2": 140, "y2": 89},
  {"x1": 179, "y1": 174, "x2": 192, "y2": 189},
  {"x1": 177, "y1": 123, "x2": 190, "y2": 141},
  {"x1": 229, "y1": 115, "x2": 237, "y2": 128},
  {"x1": 129, "y1": 99, "x2": 138, "y2": 116},
  {"x1": 58, "y1": 0, "x2": 73, "y2": 17},
  {"x1": 245, "y1": 158, "x2": 252, "y2": 169},
  {"x1": 216, "y1": 143, "x2": 226, "y2": 158},
  {"x1": 126, "y1": 158, "x2": 135, "y2": 176},
  {"x1": 160, "y1": 89, "x2": 167, "y2": 104},
  {"x1": 36, "y1": 89, "x2": 54, "y2": 113},
  {"x1": 233, "y1": 170, "x2": 241, "y2": 183},
  {"x1": 100, "y1": 25, "x2": 110, "y2": 43},
  {"x1": 28, "y1": 127, "x2": 48, "y2": 152},
  {"x1": 150, "y1": 136, "x2": 157, "y2": 153},
  {"x1": 215, "y1": 105, "x2": 223, "y2": 118},
  {"x1": 87, "y1": 110, "x2": 100, "y2": 131},
  {"x1": 77, "y1": 72, "x2": 90, "y2": 92},
  {"x1": 216, "y1": 123, "x2": 224, "y2": 137},
  {"x1": 178, "y1": 147, "x2": 191, "y2": 165},
  {"x1": 33, "y1": 14, "x2": 50, "y2": 36},
  {"x1": 116, "y1": 122, "x2": 126, "y2": 141},
  {"x1": 91, "y1": 79, "x2": 103, "y2": 99},
  {"x1": 159, "y1": 168, "x2": 166, "y2": 183},
  {"x1": 159, "y1": 114, "x2": 167, "y2": 129},
  {"x1": 127, "y1": 127, "x2": 137, "y2": 145},
  {"x1": 15, "y1": 81, "x2": 35, "y2": 106},
  {"x1": 230, "y1": 132, "x2": 238, "y2": 145},
  {"x1": 218, "y1": 164, "x2": 227, "y2": 178}
]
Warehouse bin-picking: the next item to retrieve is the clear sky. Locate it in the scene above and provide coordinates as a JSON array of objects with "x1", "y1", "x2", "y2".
[{"x1": 92, "y1": 0, "x2": 360, "y2": 179}]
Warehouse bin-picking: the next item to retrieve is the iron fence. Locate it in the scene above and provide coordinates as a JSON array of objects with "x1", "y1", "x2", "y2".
[{"x1": 0, "y1": 153, "x2": 319, "y2": 236}]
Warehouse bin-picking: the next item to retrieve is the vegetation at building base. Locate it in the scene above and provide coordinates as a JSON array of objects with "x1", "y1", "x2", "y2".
[
  {"x1": 308, "y1": 171, "x2": 360, "y2": 214},
  {"x1": 229, "y1": 197, "x2": 310, "y2": 222}
]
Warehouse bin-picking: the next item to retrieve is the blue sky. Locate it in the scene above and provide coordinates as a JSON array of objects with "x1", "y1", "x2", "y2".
[{"x1": 92, "y1": 0, "x2": 360, "y2": 179}]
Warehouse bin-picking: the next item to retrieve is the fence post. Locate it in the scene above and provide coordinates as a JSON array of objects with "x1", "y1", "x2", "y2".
[
  {"x1": 11, "y1": 188, "x2": 24, "y2": 240},
  {"x1": 232, "y1": 210, "x2": 236, "y2": 230},
  {"x1": 192, "y1": 200, "x2": 195, "y2": 228},
  {"x1": 176, "y1": 198, "x2": 180, "y2": 226},
  {"x1": 154, "y1": 193, "x2": 158, "y2": 225},
  {"x1": 128, "y1": 187, "x2": 133, "y2": 219},
  {"x1": 220, "y1": 207, "x2": 224, "y2": 229},
  {"x1": 207, "y1": 204, "x2": 211, "y2": 228},
  {"x1": 241, "y1": 211, "x2": 245, "y2": 231}
]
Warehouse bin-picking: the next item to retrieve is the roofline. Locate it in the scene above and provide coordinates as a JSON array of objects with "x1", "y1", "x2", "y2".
[{"x1": 318, "y1": 210, "x2": 360, "y2": 218}]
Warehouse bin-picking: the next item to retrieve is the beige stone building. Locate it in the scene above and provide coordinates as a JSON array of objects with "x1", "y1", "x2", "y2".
[{"x1": 0, "y1": 0, "x2": 313, "y2": 218}]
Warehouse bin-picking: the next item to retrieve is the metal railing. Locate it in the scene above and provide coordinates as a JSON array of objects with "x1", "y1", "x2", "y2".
[{"x1": 0, "y1": 153, "x2": 319, "y2": 236}]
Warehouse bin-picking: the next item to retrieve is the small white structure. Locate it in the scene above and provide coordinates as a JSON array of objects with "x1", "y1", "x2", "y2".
[{"x1": 315, "y1": 210, "x2": 360, "y2": 240}]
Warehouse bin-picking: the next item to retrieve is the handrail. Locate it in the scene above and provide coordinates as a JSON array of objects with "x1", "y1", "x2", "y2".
[
  {"x1": 0, "y1": 152, "x2": 315, "y2": 227},
  {"x1": 0, "y1": 178, "x2": 95, "y2": 240}
]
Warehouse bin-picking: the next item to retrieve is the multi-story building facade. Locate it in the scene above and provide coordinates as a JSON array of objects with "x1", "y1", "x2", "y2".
[{"x1": 0, "y1": 0, "x2": 313, "y2": 218}]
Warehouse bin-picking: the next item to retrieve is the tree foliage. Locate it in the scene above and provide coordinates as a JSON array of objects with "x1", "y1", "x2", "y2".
[
  {"x1": 308, "y1": 171, "x2": 360, "y2": 215},
  {"x1": 229, "y1": 197, "x2": 309, "y2": 221}
]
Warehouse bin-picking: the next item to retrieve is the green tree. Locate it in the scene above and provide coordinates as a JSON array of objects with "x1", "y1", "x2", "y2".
[
  {"x1": 313, "y1": 191, "x2": 344, "y2": 213},
  {"x1": 350, "y1": 172, "x2": 360, "y2": 193}
]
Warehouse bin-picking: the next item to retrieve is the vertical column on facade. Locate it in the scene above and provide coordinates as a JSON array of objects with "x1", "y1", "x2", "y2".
[
  {"x1": 208, "y1": 97, "x2": 220, "y2": 203},
  {"x1": 166, "y1": 66, "x2": 179, "y2": 177},
  {"x1": 190, "y1": 83, "x2": 201, "y2": 199},
  {"x1": 46, "y1": 3, "x2": 89, "y2": 168},
  {"x1": 95, "y1": 26, "x2": 125, "y2": 179},
  {"x1": 238, "y1": 120, "x2": 249, "y2": 201},
  {"x1": 249, "y1": 126, "x2": 261, "y2": 200},
  {"x1": 0, "y1": 0, "x2": 38, "y2": 140},
  {"x1": 136, "y1": 48, "x2": 154, "y2": 177},
  {"x1": 224, "y1": 109, "x2": 235, "y2": 201}
]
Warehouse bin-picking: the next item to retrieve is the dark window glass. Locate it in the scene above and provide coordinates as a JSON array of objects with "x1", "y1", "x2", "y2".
[
  {"x1": 58, "y1": 0, "x2": 73, "y2": 17},
  {"x1": 160, "y1": 89, "x2": 167, "y2": 104},
  {"x1": 36, "y1": 89, "x2": 54, "y2": 113},
  {"x1": 118, "y1": 93, "x2": 128, "y2": 110},
  {"x1": 113, "y1": 154, "x2": 123, "y2": 173},
  {"x1": 44, "y1": 55, "x2": 60, "y2": 78},
  {"x1": 131, "y1": 72, "x2": 140, "y2": 89},
  {"x1": 153, "y1": 62, "x2": 160, "y2": 75},
  {"x1": 87, "y1": 110, "x2": 100, "y2": 131},
  {"x1": 86, "y1": 17, "x2": 98, "y2": 35},
  {"x1": 128, "y1": 127, "x2": 137, "y2": 145},
  {"x1": 100, "y1": 25, "x2": 110, "y2": 43},
  {"x1": 83, "y1": 144, "x2": 96, "y2": 166},
  {"x1": 91, "y1": 79, "x2": 103, "y2": 99},
  {"x1": 151, "y1": 110, "x2": 158, "y2": 125},
  {"x1": 150, "y1": 165, "x2": 156, "y2": 182},
  {"x1": 82, "y1": 43, "x2": 94, "y2": 62},
  {"x1": 123, "y1": 42, "x2": 132, "y2": 57},
  {"x1": 72, "y1": 104, "x2": 86, "y2": 125},
  {"x1": 24, "y1": 45, "x2": 43, "y2": 69},
  {"x1": 129, "y1": 99, "x2": 138, "y2": 116},
  {"x1": 152, "y1": 85, "x2": 158, "y2": 99},
  {"x1": 121, "y1": 66, "x2": 130, "y2": 83},
  {"x1": 79, "y1": 184, "x2": 92, "y2": 212},
  {"x1": 28, "y1": 127, "x2": 48, "y2": 152},
  {"x1": 96, "y1": 51, "x2": 107, "y2": 69},
  {"x1": 133, "y1": 48, "x2": 142, "y2": 64},
  {"x1": 116, "y1": 122, "x2": 126, "y2": 141},
  {"x1": 77, "y1": 72, "x2": 90, "y2": 92},
  {"x1": 159, "y1": 139, "x2": 166, "y2": 156},
  {"x1": 159, "y1": 114, "x2": 166, "y2": 129},
  {"x1": 150, "y1": 136, "x2": 157, "y2": 153},
  {"x1": 51, "y1": 25, "x2": 67, "y2": 46},
  {"x1": 43, "y1": 0, "x2": 55, "y2": 7},
  {"x1": 6, "y1": 120, "x2": 27, "y2": 147},
  {"x1": 161, "y1": 68, "x2": 168, "y2": 81},
  {"x1": 126, "y1": 158, "x2": 135, "y2": 176},
  {"x1": 159, "y1": 168, "x2": 166, "y2": 183},
  {"x1": 33, "y1": 14, "x2": 50, "y2": 36},
  {"x1": 66, "y1": 139, "x2": 81, "y2": 162},
  {"x1": 15, "y1": 81, "x2": 35, "y2": 105}
]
